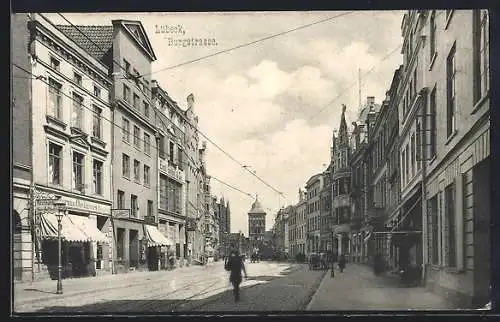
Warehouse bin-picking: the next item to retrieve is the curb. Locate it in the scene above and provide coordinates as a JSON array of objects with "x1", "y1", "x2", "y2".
[{"x1": 303, "y1": 269, "x2": 329, "y2": 311}]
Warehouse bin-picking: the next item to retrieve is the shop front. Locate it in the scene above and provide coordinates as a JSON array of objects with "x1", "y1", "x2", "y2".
[
  {"x1": 144, "y1": 224, "x2": 173, "y2": 271},
  {"x1": 37, "y1": 211, "x2": 109, "y2": 279},
  {"x1": 33, "y1": 189, "x2": 112, "y2": 280}
]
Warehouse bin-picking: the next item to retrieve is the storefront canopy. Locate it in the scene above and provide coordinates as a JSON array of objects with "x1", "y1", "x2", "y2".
[
  {"x1": 39, "y1": 212, "x2": 89, "y2": 242},
  {"x1": 144, "y1": 225, "x2": 173, "y2": 247},
  {"x1": 68, "y1": 215, "x2": 108, "y2": 243}
]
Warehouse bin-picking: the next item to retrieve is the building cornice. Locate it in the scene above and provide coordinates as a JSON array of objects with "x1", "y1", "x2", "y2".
[{"x1": 30, "y1": 16, "x2": 112, "y2": 88}]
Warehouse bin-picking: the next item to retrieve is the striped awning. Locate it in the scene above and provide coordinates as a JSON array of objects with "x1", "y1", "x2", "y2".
[
  {"x1": 68, "y1": 215, "x2": 108, "y2": 243},
  {"x1": 144, "y1": 225, "x2": 173, "y2": 247},
  {"x1": 39, "y1": 212, "x2": 88, "y2": 242}
]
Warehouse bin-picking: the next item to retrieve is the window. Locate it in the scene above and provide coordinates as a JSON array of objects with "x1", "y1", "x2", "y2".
[
  {"x1": 144, "y1": 102, "x2": 150, "y2": 118},
  {"x1": 133, "y1": 93, "x2": 140, "y2": 109},
  {"x1": 71, "y1": 93, "x2": 84, "y2": 129},
  {"x1": 48, "y1": 79, "x2": 62, "y2": 120},
  {"x1": 122, "y1": 153, "x2": 130, "y2": 178},
  {"x1": 416, "y1": 122, "x2": 422, "y2": 170},
  {"x1": 123, "y1": 84, "x2": 131, "y2": 103},
  {"x1": 124, "y1": 59, "x2": 130, "y2": 76},
  {"x1": 122, "y1": 118, "x2": 130, "y2": 143},
  {"x1": 445, "y1": 182, "x2": 456, "y2": 267},
  {"x1": 144, "y1": 133, "x2": 151, "y2": 155},
  {"x1": 429, "y1": 11, "x2": 437, "y2": 61},
  {"x1": 169, "y1": 141, "x2": 175, "y2": 163},
  {"x1": 117, "y1": 190, "x2": 125, "y2": 209},
  {"x1": 50, "y1": 57, "x2": 60, "y2": 71},
  {"x1": 429, "y1": 86, "x2": 437, "y2": 158},
  {"x1": 474, "y1": 10, "x2": 490, "y2": 103},
  {"x1": 446, "y1": 44, "x2": 456, "y2": 137},
  {"x1": 93, "y1": 85, "x2": 101, "y2": 98},
  {"x1": 93, "y1": 159, "x2": 103, "y2": 195},
  {"x1": 177, "y1": 146, "x2": 183, "y2": 169},
  {"x1": 131, "y1": 194, "x2": 138, "y2": 217},
  {"x1": 410, "y1": 134, "x2": 415, "y2": 176},
  {"x1": 72, "y1": 151, "x2": 84, "y2": 192},
  {"x1": 134, "y1": 159, "x2": 140, "y2": 182},
  {"x1": 159, "y1": 135, "x2": 166, "y2": 159},
  {"x1": 48, "y1": 143, "x2": 62, "y2": 185},
  {"x1": 143, "y1": 164, "x2": 150, "y2": 186},
  {"x1": 133, "y1": 126, "x2": 140, "y2": 148},
  {"x1": 147, "y1": 200, "x2": 153, "y2": 217},
  {"x1": 73, "y1": 72, "x2": 82, "y2": 86},
  {"x1": 92, "y1": 105, "x2": 102, "y2": 139}
]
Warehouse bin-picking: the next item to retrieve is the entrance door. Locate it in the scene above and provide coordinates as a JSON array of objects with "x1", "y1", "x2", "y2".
[
  {"x1": 129, "y1": 230, "x2": 139, "y2": 268},
  {"x1": 148, "y1": 247, "x2": 158, "y2": 271},
  {"x1": 473, "y1": 158, "x2": 491, "y2": 305}
]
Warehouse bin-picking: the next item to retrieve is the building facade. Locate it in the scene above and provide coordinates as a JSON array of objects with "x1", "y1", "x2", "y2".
[
  {"x1": 183, "y1": 94, "x2": 205, "y2": 262},
  {"x1": 349, "y1": 97, "x2": 372, "y2": 263},
  {"x1": 319, "y1": 168, "x2": 332, "y2": 253},
  {"x1": 151, "y1": 80, "x2": 187, "y2": 267},
  {"x1": 419, "y1": 9, "x2": 490, "y2": 307},
  {"x1": 12, "y1": 13, "x2": 33, "y2": 282},
  {"x1": 331, "y1": 105, "x2": 351, "y2": 256},
  {"x1": 30, "y1": 13, "x2": 114, "y2": 280},
  {"x1": 248, "y1": 196, "x2": 267, "y2": 253},
  {"x1": 295, "y1": 189, "x2": 307, "y2": 257},
  {"x1": 305, "y1": 173, "x2": 322, "y2": 254}
]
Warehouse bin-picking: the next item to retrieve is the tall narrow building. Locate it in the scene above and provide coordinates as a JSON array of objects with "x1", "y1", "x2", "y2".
[{"x1": 248, "y1": 196, "x2": 266, "y2": 253}]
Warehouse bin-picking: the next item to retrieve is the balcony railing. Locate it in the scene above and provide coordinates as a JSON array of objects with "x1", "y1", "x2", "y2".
[{"x1": 158, "y1": 157, "x2": 185, "y2": 183}]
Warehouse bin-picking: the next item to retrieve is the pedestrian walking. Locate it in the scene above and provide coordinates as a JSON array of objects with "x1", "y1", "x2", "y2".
[
  {"x1": 224, "y1": 249, "x2": 247, "y2": 302},
  {"x1": 338, "y1": 254, "x2": 346, "y2": 273}
]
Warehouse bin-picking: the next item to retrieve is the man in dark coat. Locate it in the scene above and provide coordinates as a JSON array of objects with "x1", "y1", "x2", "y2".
[{"x1": 225, "y1": 250, "x2": 247, "y2": 302}]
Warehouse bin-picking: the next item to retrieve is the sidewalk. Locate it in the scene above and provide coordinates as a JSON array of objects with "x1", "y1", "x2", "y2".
[
  {"x1": 306, "y1": 264, "x2": 453, "y2": 310},
  {"x1": 14, "y1": 262, "x2": 217, "y2": 305}
]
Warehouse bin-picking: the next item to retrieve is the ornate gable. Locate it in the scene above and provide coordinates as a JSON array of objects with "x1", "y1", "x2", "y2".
[{"x1": 121, "y1": 21, "x2": 157, "y2": 61}]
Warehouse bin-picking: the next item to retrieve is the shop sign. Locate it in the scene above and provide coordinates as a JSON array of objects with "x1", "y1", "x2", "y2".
[{"x1": 59, "y1": 196, "x2": 111, "y2": 214}]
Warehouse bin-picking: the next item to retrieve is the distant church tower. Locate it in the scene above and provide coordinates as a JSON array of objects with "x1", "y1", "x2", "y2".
[{"x1": 248, "y1": 195, "x2": 267, "y2": 250}]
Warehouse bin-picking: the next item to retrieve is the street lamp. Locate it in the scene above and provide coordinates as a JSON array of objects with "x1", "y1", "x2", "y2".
[{"x1": 53, "y1": 198, "x2": 67, "y2": 294}]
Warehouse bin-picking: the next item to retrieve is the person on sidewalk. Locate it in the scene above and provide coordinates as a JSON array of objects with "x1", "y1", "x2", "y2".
[
  {"x1": 338, "y1": 254, "x2": 346, "y2": 273},
  {"x1": 225, "y1": 249, "x2": 247, "y2": 302}
]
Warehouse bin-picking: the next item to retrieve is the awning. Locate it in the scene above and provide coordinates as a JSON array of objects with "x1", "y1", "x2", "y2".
[
  {"x1": 144, "y1": 225, "x2": 173, "y2": 247},
  {"x1": 392, "y1": 195, "x2": 422, "y2": 232},
  {"x1": 68, "y1": 215, "x2": 108, "y2": 243},
  {"x1": 39, "y1": 212, "x2": 89, "y2": 242}
]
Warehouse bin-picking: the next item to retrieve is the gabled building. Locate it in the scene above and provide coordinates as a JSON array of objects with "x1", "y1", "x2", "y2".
[{"x1": 331, "y1": 105, "x2": 351, "y2": 256}]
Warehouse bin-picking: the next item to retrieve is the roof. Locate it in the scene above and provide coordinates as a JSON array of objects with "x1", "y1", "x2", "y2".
[
  {"x1": 56, "y1": 25, "x2": 114, "y2": 63},
  {"x1": 248, "y1": 197, "x2": 266, "y2": 214}
]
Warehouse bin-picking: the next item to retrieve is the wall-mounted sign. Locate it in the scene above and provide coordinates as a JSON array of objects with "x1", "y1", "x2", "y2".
[
  {"x1": 59, "y1": 196, "x2": 111, "y2": 214},
  {"x1": 111, "y1": 209, "x2": 130, "y2": 219}
]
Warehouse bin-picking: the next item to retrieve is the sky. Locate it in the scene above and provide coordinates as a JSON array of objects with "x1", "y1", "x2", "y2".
[{"x1": 45, "y1": 11, "x2": 404, "y2": 236}]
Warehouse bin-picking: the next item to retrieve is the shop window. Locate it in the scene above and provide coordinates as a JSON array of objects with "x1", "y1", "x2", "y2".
[{"x1": 445, "y1": 182, "x2": 457, "y2": 267}]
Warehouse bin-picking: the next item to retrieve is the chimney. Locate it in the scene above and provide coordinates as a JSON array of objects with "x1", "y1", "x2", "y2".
[{"x1": 366, "y1": 96, "x2": 375, "y2": 106}]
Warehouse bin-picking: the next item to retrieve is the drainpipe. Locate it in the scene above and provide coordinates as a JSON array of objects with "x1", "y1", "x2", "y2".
[{"x1": 419, "y1": 89, "x2": 428, "y2": 286}]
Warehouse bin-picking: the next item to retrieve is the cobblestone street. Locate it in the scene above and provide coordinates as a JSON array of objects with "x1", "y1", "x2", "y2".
[{"x1": 14, "y1": 261, "x2": 301, "y2": 313}]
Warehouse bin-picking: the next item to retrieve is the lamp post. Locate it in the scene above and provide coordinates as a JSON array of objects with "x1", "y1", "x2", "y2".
[{"x1": 53, "y1": 199, "x2": 67, "y2": 294}]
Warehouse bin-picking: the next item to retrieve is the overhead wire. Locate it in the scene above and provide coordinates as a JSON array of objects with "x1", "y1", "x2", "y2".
[
  {"x1": 142, "y1": 11, "x2": 356, "y2": 77},
  {"x1": 12, "y1": 63, "x2": 258, "y2": 203},
  {"x1": 54, "y1": 13, "x2": 286, "y2": 198}
]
